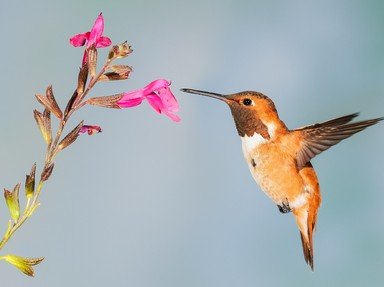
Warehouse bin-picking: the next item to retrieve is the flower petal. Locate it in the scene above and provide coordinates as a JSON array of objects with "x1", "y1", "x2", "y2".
[
  {"x1": 153, "y1": 84, "x2": 180, "y2": 122},
  {"x1": 146, "y1": 94, "x2": 163, "y2": 114},
  {"x1": 87, "y1": 13, "x2": 104, "y2": 47},
  {"x1": 141, "y1": 79, "x2": 170, "y2": 96},
  {"x1": 96, "y1": 36, "x2": 112, "y2": 48},
  {"x1": 117, "y1": 98, "x2": 144, "y2": 108},
  {"x1": 164, "y1": 111, "x2": 181, "y2": 122},
  {"x1": 118, "y1": 79, "x2": 180, "y2": 121},
  {"x1": 147, "y1": 92, "x2": 181, "y2": 122},
  {"x1": 69, "y1": 32, "x2": 89, "y2": 47},
  {"x1": 117, "y1": 92, "x2": 144, "y2": 108},
  {"x1": 157, "y1": 86, "x2": 179, "y2": 113}
]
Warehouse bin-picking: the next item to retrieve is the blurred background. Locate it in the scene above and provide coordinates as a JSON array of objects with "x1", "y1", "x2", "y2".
[{"x1": 0, "y1": 0, "x2": 383, "y2": 286}]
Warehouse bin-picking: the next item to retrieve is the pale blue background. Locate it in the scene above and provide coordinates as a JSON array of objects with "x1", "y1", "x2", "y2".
[{"x1": 0, "y1": 1, "x2": 383, "y2": 286}]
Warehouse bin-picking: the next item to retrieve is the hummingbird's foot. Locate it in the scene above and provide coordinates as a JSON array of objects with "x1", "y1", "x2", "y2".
[{"x1": 277, "y1": 199, "x2": 291, "y2": 213}]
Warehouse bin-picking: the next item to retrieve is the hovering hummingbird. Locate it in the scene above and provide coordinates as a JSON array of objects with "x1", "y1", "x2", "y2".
[{"x1": 181, "y1": 88, "x2": 383, "y2": 270}]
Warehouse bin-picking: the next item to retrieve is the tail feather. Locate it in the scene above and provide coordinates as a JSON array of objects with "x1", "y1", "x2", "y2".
[
  {"x1": 299, "y1": 231, "x2": 314, "y2": 271},
  {"x1": 294, "y1": 207, "x2": 315, "y2": 271},
  {"x1": 294, "y1": 162, "x2": 321, "y2": 271},
  {"x1": 295, "y1": 196, "x2": 320, "y2": 271}
]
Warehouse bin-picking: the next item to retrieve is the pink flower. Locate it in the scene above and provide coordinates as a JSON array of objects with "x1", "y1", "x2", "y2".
[
  {"x1": 69, "y1": 13, "x2": 112, "y2": 63},
  {"x1": 117, "y1": 79, "x2": 180, "y2": 122},
  {"x1": 79, "y1": 125, "x2": 102, "y2": 135}
]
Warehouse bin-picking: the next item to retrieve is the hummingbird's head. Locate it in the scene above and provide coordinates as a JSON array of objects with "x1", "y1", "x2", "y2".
[{"x1": 181, "y1": 88, "x2": 280, "y2": 138}]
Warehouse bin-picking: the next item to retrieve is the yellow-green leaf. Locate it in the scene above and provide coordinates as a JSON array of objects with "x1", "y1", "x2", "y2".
[
  {"x1": 0, "y1": 254, "x2": 44, "y2": 277},
  {"x1": 4, "y1": 184, "x2": 20, "y2": 222}
]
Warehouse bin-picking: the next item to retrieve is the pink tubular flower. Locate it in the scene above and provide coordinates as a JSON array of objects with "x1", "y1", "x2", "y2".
[
  {"x1": 117, "y1": 79, "x2": 180, "y2": 122},
  {"x1": 69, "y1": 13, "x2": 112, "y2": 63},
  {"x1": 79, "y1": 125, "x2": 102, "y2": 135},
  {"x1": 70, "y1": 13, "x2": 111, "y2": 48}
]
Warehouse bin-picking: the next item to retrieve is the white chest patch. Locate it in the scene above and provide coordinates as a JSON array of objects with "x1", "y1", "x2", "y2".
[
  {"x1": 241, "y1": 133, "x2": 267, "y2": 154},
  {"x1": 240, "y1": 122, "x2": 276, "y2": 153}
]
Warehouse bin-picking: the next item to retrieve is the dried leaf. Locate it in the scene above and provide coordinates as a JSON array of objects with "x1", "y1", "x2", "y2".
[
  {"x1": 77, "y1": 64, "x2": 88, "y2": 94},
  {"x1": 99, "y1": 71, "x2": 130, "y2": 81},
  {"x1": 98, "y1": 65, "x2": 132, "y2": 82},
  {"x1": 33, "y1": 110, "x2": 50, "y2": 144},
  {"x1": 35, "y1": 87, "x2": 62, "y2": 119},
  {"x1": 64, "y1": 90, "x2": 78, "y2": 121},
  {"x1": 4, "y1": 184, "x2": 20, "y2": 221},
  {"x1": 0, "y1": 254, "x2": 44, "y2": 277},
  {"x1": 25, "y1": 163, "x2": 36, "y2": 199},
  {"x1": 41, "y1": 162, "x2": 54, "y2": 182},
  {"x1": 24, "y1": 257, "x2": 44, "y2": 266},
  {"x1": 110, "y1": 65, "x2": 133, "y2": 74},
  {"x1": 35, "y1": 94, "x2": 50, "y2": 110},
  {"x1": 43, "y1": 109, "x2": 52, "y2": 145},
  {"x1": 45, "y1": 85, "x2": 63, "y2": 119},
  {"x1": 58, "y1": 121, "x2": 84, "y2": 151},
  {"x1": 88, "y1": 46, "x2": 97, "y2": 78},
  {"x1": 87, "y1": 94, "x2": 123, "y2": 109},
  {"x1": 33, "y1": 109, "x2": 43, "y2": 125}
]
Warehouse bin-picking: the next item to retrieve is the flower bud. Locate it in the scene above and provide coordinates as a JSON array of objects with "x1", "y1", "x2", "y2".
[
  {"x1": 108, "y1": 41, "x2": 132, "y2": 60},
  {"x1": 25, "y1": 163, "x2": 36, "y2": 199},
  {"x1": 41, "y1": 162, "x2": 54, "y2": 182},
  {"x1": 79, "y1": 125, "x2": 102, "y2": 135}
]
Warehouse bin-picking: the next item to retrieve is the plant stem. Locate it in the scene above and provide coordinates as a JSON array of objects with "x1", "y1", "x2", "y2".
[{"x1": 0, "y1": 56, "x2": 112, "y2": 253}]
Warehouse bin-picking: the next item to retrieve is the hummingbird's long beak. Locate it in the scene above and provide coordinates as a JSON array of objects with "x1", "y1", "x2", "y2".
[{"x1": 180, "y1": 88, "x2": 228, "y2": 102}]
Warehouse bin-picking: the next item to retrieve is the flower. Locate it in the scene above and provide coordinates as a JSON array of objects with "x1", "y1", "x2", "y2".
[
  {"x1": 117, "y1": 79, "x2": 180, "y2": 122},
  {"x1": 79, "y1": 125, "x2": 102, "y2": 135},
  {"x1": 69, "y1": 13, "x2": 112, "y2": 63},
  {"x1": 70, "y1": 13, "x2": 111, "y2": 48}
]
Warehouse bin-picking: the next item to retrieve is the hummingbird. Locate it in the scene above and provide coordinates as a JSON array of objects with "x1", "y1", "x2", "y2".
[{"x1": 181, "y1": 88, "x2": 383, "y2": 270}]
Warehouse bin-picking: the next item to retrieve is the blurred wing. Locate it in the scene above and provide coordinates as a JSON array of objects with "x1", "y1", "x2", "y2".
[{"x1": 294, "y1": 113, "x2": 383, "y2": 169}]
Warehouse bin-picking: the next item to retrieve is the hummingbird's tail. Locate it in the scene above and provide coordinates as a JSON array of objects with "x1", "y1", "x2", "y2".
[
  {"x1": 293, "y1": 205, "x2": 315, "y2": 270},
  {"x1": 293, "y1": 163, "x2": 322, "y2": 271},
  {"x1": 299, "y1": 229, "x2": 313, "y2": 270}
]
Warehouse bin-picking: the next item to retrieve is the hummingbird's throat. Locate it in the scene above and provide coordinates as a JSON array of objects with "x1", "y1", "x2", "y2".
[{"x1": 229, "y1": 104, "x2": 271, "y2": 138}]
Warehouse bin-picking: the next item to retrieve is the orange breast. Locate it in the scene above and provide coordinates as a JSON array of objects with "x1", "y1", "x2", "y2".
[{"x1": 244, "y1": 140, "x2": 306, "y2": 204}]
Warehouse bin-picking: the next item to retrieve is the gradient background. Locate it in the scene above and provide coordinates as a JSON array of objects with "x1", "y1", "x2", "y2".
[{"x1": 0, "y1": 1, "x2": 383, "y2": 286}]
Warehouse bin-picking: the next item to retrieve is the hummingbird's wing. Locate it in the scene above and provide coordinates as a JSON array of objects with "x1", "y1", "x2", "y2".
[{"x1": 293, "y1": 113, "x2": 383, "y2": 169}]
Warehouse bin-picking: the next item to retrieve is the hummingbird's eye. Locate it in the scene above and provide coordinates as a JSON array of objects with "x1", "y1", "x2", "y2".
[{"x1": 242, "y1": 98, "x2": 253, "y2": 106}]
